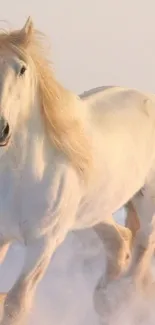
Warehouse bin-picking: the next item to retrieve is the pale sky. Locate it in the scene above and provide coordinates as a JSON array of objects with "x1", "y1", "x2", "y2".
[{"x1": 1, "y1": 0, "x2": 155, "y2": 94}]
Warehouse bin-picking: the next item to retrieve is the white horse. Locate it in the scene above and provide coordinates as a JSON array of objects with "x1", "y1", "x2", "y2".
[{"x1": 0, "y1": 16, "x2": 155, "y2": 324}]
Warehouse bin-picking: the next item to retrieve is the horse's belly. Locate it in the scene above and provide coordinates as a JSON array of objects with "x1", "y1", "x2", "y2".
[
  {"x1": 74, "y1": 121, "x2": 154, "y2": 229},
  {"x1": 74, "y1": 166, "x2": 144, "y2": 230}
]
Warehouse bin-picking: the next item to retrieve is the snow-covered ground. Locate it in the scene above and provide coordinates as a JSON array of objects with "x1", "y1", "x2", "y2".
[{"x1": 0, "y1": 209, "x2": 125, "y2": 324}]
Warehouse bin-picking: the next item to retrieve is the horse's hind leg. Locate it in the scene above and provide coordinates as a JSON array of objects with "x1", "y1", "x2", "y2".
[
  {"x1": 125, "y1": 187, "x2": 155, "y2": 279},
  {"x1": 93, "y1": 217, "x2": 133, "y2": 317},
  {"x1": 94, "y1": 199, "x2": 141, "y2": 281},
  {"x1": 93, "y1": 201, "x2": 140, "y2": 318},
  {"x1": 94, "y1": 217, "x2": 132, "y2": 280},
  {"x1": 93, "y1": 213, "x2": 155, "y2": 321}
]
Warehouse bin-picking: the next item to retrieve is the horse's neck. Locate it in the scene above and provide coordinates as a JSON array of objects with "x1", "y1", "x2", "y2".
[{"x1": 1, "y1": 88, "x2": 90, "y2": 180}]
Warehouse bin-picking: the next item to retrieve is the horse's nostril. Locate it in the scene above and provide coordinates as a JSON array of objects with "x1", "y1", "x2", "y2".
[
  {"x1": 0, "y1": 121, "x2": 10, "y2": 146},
  {"x1": 126, "y1": 253, "x2": 130, "y2": 260},
  {"x1": 3, "y1": 123, "x2": 9, "y2": 137}
]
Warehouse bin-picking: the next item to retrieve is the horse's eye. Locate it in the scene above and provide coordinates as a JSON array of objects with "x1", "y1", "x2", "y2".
[{"x1": 19, "y1": 65, "x2": 27, "y2": 76}]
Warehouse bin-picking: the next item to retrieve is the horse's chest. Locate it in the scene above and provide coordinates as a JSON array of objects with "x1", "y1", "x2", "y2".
[{"x1": 0, "y1": 170, "x2": 52, "y2": 241}]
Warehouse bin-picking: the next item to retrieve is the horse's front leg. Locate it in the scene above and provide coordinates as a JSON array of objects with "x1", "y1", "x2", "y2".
[
  {"x1": 0, "y1": 232, "x2": 65, "y2": 325},
  {"x1": 0, "y1": 242, "x2": 10, "y2": 264},
  {"x1": 0, "y1": 242, "x2": 10, "y2": 302}
]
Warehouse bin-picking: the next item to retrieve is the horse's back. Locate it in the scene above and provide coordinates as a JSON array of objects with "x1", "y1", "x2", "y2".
[
  {"x1": 80, "y1": 86, "x2": 155, "y2": 135},
  {"x1": 80, "y1": 85, "x2": 153, "y2": 109},
  {"x1": 79, "y1": 85, "x2": 116, "y2": 99}
]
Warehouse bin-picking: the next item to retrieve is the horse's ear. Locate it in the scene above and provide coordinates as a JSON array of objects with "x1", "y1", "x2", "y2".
[
  {"x1": 22, "y1": 17, "x2": 34, "y2": 36},
  {"x1": 19, "y1": 17, "x2": 34, "y2": 47}
]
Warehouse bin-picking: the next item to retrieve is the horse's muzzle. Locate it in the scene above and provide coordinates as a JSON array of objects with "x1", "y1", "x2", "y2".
[{"x1": 0, "y1": 118, "x2": 10, "y2": 147}]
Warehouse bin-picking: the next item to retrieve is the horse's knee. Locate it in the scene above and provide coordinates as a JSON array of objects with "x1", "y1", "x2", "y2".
[{"x1": 94, "y1": 222, "x2": 123, "y2": 249}]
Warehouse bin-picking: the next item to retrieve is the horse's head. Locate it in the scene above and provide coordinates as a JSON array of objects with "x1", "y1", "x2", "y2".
[
  {"x1": 0, "y1": 17, "x2": 92, "y2": 177},
  {"x1": 0, "y1": 17, "x2": 35, "y2": 151}
]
